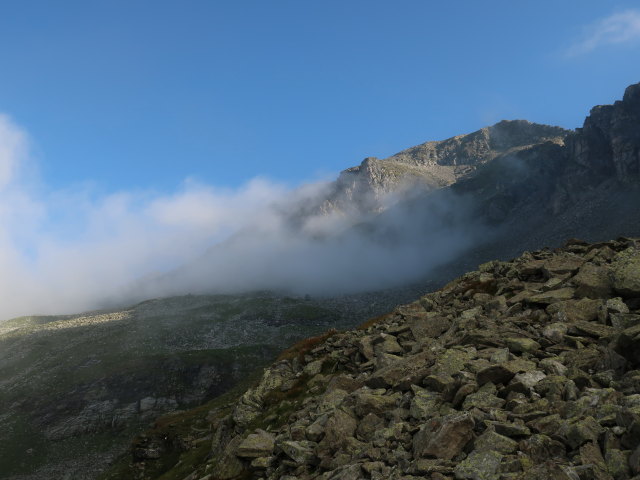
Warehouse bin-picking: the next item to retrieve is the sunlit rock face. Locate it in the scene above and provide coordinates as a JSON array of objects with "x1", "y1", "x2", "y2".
[
  {"x1": 320, "y1": 120, "x2": 569, "y2": 214},
  {"x1": 320, "y1": 82, "x2": 640, "y2": 226}
]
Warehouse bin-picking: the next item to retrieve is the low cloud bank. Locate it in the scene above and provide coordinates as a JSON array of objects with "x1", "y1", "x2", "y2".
[
  {"x1": 0, "y1": 115, "x2": 483, "y2": 320},
  {"x1": 127, "y1": 187, "x2": 482, "y2": 304}
]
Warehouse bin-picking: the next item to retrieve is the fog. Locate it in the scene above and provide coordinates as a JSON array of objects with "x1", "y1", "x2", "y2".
[{"x1": 0, "y1": 115, "x2": 484, "y2": 320}]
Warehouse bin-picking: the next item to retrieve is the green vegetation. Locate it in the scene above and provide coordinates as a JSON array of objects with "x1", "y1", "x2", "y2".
[
  {"x1": 0, "y1": 291, "x2": 373, "y2": 478},
  {"x1": 98, "y1": 370, "x2": 264, "y2": 480},
  {"x1": 96, "y1": 324, "x2": 348, "y2": 480}
]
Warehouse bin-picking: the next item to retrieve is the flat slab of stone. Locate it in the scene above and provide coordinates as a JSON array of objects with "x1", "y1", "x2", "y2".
[
  {"x1": 526, "y1": 288, "x2": 576, "y2": 304},
  {"x1": 236, "y1": 429, "x2": 275, "y2": 458},
  {"x1": 413, "y1": 412, "x2": 475, "y2": 460}
]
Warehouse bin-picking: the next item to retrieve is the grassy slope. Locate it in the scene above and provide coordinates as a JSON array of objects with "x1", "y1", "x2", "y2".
[
  {"x1": 98, "y1": 328, "x2": 351, "y2": 480},
  {"x1": 0, "y1": 292, "x2": 365, "y2": 479}
]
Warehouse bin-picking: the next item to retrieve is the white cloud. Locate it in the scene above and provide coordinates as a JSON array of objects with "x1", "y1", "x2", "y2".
[
  {"x1": 0, "y1": 115, "x2": 302, "y2": 319},
  {"x1": 0, "y1": 114, "x2": 29, "y2": 189},
  {"x1": 567, "y1": 9, "x2": 640, "y2": 56},
  {"x1": 0, "y1": 114, "x2": 481, "y2": 321}
]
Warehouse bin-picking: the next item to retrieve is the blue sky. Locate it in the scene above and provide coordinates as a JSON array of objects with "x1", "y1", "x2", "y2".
[
  {"x1": 0, "y1": 1, "x2": 639, "y2": 318},
  {"x1": 0, "y1": 1, "x2": 639, "y2": 191}
]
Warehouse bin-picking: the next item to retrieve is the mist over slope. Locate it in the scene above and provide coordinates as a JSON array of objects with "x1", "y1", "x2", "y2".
[
  {"x1": 1, "y1": 82, "x2": 639, "y2": 480},
  {"x1": 131, "y1": 82, "x2": 640, "y2": 305},
  {"x1": 121, "y1": 119, "x2": 572, "y2": 304},
  {"x1": 0, "y1": 113, "x2": 488, "y2": 320},
  {"x1": 1, "y1": 83, "x2": 639, "y2": 320},
  {"x1": 127, "y1": 187, "x2": 485, "y2": 302},
  {"x1": 0, "y1": 117, "x2": 500, "y2": 319}
]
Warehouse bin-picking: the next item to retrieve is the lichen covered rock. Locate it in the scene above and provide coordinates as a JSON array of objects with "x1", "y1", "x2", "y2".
[{"x1": 611, "y1": 248, "x2": 640, "y2": 297}]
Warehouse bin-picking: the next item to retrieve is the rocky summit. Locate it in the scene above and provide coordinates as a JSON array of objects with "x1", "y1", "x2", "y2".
[
  {"x1": 106, "y1": 237, "x2": 640, "y2": 480},
  {"x1": 320, "y1": 120, "x2": 568, "y2": 214}
]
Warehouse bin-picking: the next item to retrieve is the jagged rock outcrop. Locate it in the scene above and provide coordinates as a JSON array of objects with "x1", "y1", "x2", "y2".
[
  {"x1": 450, "y1": 83, "x2": 640, "y2": 224},
  {"x1": 568, "y1": 83, "x2": 640, "y2": 183},
  {"x1": 543, "y1": 82, "x2": 640, "y2": 216},
  {"x1": 116, "y1": 236, "x2": 640, "y2": 480},
  {"x1": 322, "y1": 83, "x2": 640, "y2": 224},
  {"x1": 321, "y1": 121, "x2": 568, "y2": 214}
]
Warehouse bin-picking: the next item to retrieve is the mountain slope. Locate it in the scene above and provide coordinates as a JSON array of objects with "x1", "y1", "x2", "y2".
[
  {"x1": 106, "y1": 237, "x2": 640, "y2": 480},
  {"x1": 327, "y1": 82, "x2": 639, "y2": 220},
  {"x1": 0, "y1": 293, "x2": 385, "y2": 479},
  {"x1": 138, "y1": 83, "x2": 640, "y2": 307},
  {"x1": 3, "y1": 82, "x2": 640, "y2": 480},
  {"x1": 319, "y1": 120, "x2": 568, "y2": 214}
]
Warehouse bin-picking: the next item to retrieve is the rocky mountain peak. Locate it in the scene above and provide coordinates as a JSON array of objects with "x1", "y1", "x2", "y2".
[
  {"x1": 319, "y1": 81, "x2": 640, "y2": 220},
  {"x1": 568, "y1": 81, "x2": 640, "y2": 183},
  {"x1": 623, "y1": 82, "x2": 640, "y2": 108},
  {"x1": 321, "y1": 120, "x2": 569, "y2": 214},
  {"x1": 486, "y1": 119, "x2": 567, "y2": 152},
  {"x1": 379, "y1": 119, "x2": 567, "y2": 172}
]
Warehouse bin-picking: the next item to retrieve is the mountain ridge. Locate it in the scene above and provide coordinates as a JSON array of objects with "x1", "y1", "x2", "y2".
[
  {"x1": 320, "y1": 120, "x2": 569, "y2": 214},
  {"x1": 119, "y1": 82, "x2": 640, "y2": 308},
  {"x1": 321, "y1": 82, "x2": 639, "y2": 225},
  {"x1": 2, "y1": 82, "x2": 640, "y2": 479}
]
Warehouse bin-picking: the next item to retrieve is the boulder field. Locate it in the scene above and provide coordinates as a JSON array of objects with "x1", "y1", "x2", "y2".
[{"x1": 111, "y1": 237, "x2": 640, "y2": 480}]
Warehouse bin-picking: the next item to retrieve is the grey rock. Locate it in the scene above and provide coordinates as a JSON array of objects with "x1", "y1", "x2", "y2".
[
  {"x1": 539, "y1": 358, "x2": 568, "y2": 376},
  {"x1": 513, "y1": 370, "x2": 547, "y2": 389},
  {"x1": 462, "y1": 383, "x2": 505, "y2": 410},
  {"x1": 612, "y1": 248, "x2": 640, "y2": 298},
  {"x1": 326, "y1": 464, "x2": 364, "y2": 480},
  {"x1": 413, "y1": 412, "x2": 475, "y2": 460},
  {"x1": 279, "y1": 440, "x2": 317, "y2": 465},
  {"x1": 366, "y1": 350, "x2": 433, "y2": 389},
  {"x1": 236, "y1": 429, "x2": 275, "y2": 458},
  {"x1": 320, "y1": 408, "x2": 357, "y2": 450},
  {"x1": 410, "y1": 385, "x2": 441, "y2": 419},
  {"x1": 454, "y1": 450, "x2": 503, "y2": 480},
  {"x1": 558, "y1": 416, "x2": 605, "y2": 449},
  {"x1": 543, "y1": 323, "x2": 569, "y2": 343},
  {"x1": 573, "y1": 263, "x2": 613, "y2": 299},
  {"x1": 519, "y1": 434, "x2": 566, "y2": 462},
  {"x1": 473, "y1": 429, "x2": 518, "y2": 454},
  {"x1": 353, "y1": 389, "x2": 401, "y2": 417},
  {"x1": 214, "y1": 436, "x2": 246, "y2": 480},
  {"x1": 504, "y1": 337, "x2": 541, "y2": 353},
  {"x1": 607, "y1": 297, "x2": 630, "y2": 314}
]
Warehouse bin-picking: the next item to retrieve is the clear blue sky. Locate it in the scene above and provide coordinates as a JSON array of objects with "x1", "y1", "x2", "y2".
[{"x1": 1, "y1": 1, "x2": 639, "y2": 191}]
